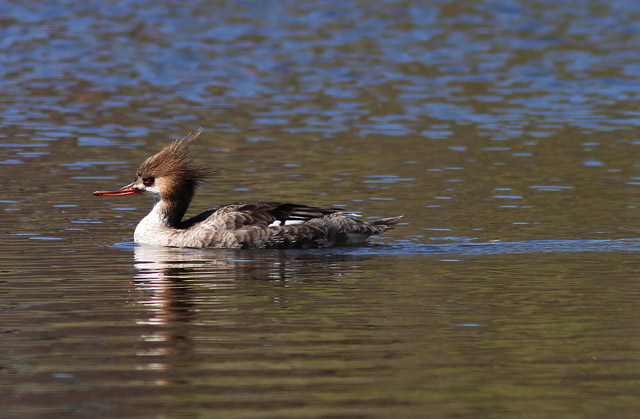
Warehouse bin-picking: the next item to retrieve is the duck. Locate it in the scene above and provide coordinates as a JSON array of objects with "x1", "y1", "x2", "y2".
[{"x1": 93, "y1": 130, "x2": 402, "y2": 249}]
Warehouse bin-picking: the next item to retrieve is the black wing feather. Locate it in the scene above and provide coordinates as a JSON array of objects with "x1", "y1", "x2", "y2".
[
  {"x1": 234, "y1": 202, "x2": 340, "y2": 226},
  {"x1": 181, "y1": 202, "x2": 341, "y2": 230}
]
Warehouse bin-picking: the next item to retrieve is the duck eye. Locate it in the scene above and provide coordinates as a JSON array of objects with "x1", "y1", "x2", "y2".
[{"x1": 142, "y1": 176, "x2": 154, "y2": 187}]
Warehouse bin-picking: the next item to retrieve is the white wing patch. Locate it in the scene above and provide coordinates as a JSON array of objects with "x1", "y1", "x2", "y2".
[{"x1": 268, "y1": 219, "x2": 306, "y2": 227}]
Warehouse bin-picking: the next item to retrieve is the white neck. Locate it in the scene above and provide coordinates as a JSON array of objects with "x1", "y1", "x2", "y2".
[{"x1": 134, "y1": 198, "x2": 176, "y2": 246}]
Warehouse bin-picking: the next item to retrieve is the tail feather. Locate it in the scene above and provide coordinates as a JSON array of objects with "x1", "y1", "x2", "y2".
[
  {"x1": 341, "y1": 215, "x2": 402, "y2": 245},
  {"x1": 266, "y1": 213, "x2": 403, "y2": 248},
  {"x1": 368, "y1": 215, "x2": 403, "y2": 232}
]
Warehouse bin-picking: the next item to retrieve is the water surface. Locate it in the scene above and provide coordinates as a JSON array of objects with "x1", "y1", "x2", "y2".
[{"x1": 2, "y1": 0, "x2": 640, "y2": 417}]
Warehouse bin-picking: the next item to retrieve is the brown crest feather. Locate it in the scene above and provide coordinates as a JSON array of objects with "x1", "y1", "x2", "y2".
[
  {"x1": 136, "y1": 129, "x2": 217, "y2": 226},
  {"x1": 136, "y1": 128, "x2": 216, "y2": 183}
]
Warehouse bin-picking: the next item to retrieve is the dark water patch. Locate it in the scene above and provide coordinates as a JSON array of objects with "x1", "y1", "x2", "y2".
[
  {"x1": 3, "y1": 237, "x2": 640, "y2": 418},
  {"x1": 283, "y1": 238, "x2": 640, "y2": 257},
  {"x1": 107, "y1": 237, "x2": 640, "y2": 263}
]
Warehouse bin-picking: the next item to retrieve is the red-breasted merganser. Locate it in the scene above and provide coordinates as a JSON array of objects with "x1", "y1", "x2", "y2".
[{"x1": 94, "y1": 130, "x2": 402, "y2": 249}]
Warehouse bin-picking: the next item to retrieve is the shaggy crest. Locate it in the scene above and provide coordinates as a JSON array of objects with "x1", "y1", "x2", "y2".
[{"x1": 136, "y1": 128, "x2": 215, "y2": 184}]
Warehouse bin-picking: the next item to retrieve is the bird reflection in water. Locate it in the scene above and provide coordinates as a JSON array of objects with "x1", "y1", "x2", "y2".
[{"x1": 130, "y1": 245, "x2": 371, "y2": 380}]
